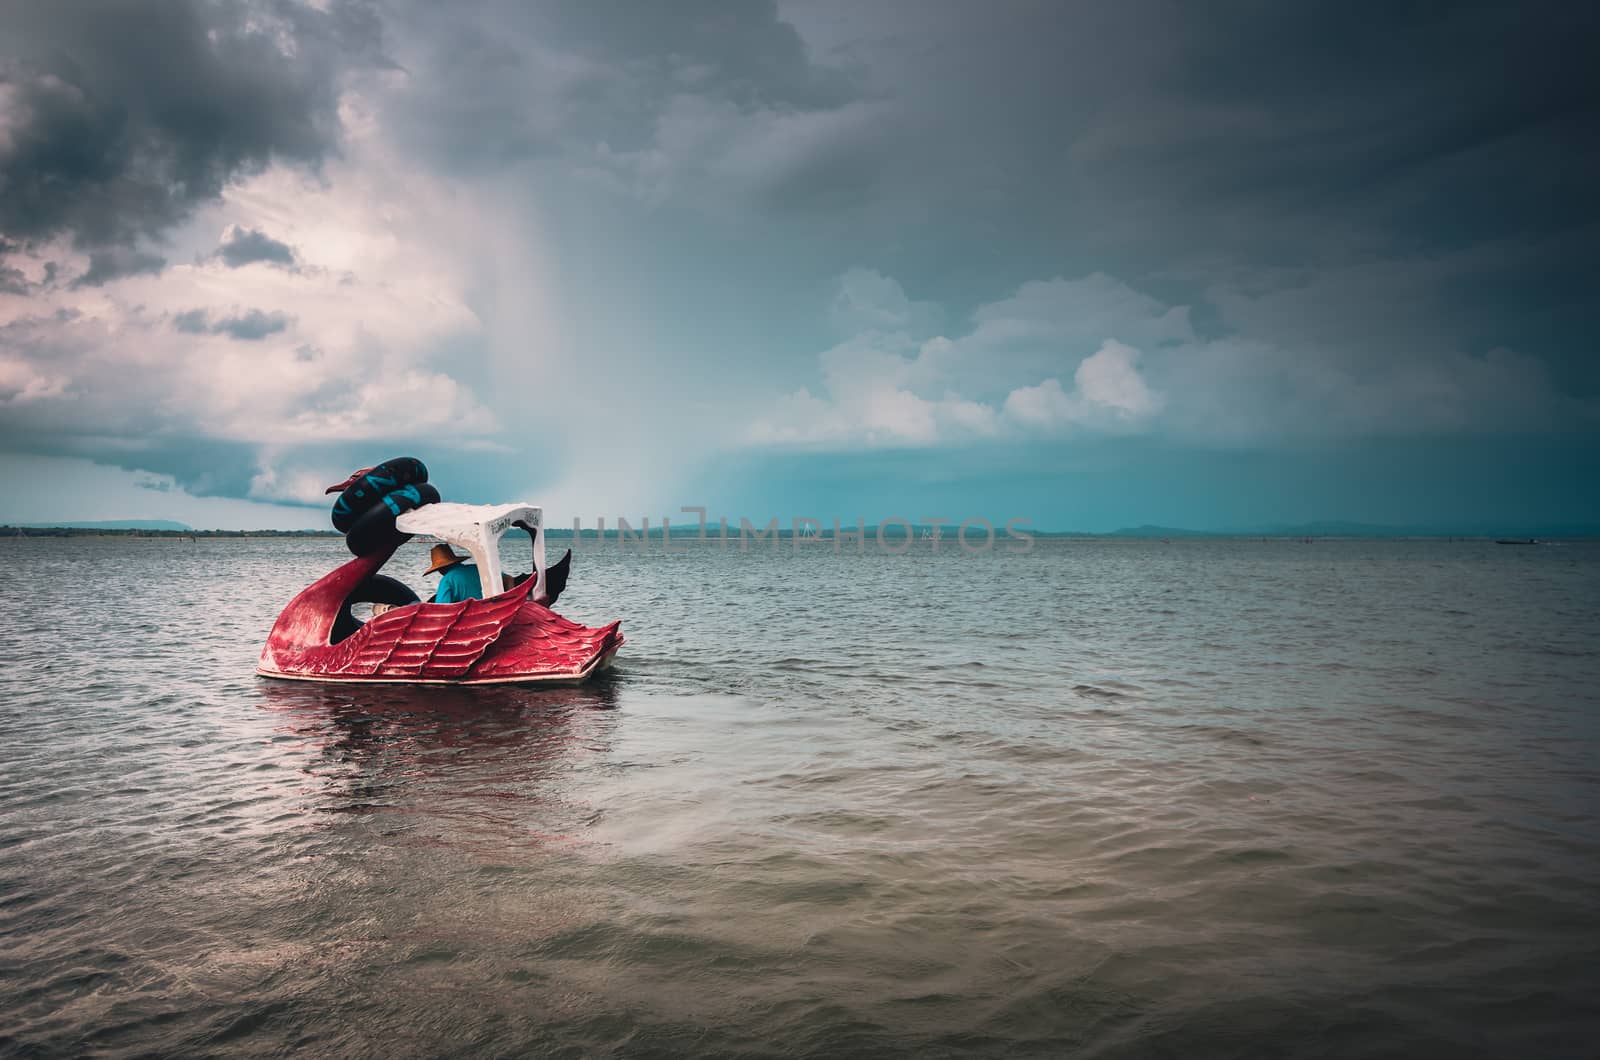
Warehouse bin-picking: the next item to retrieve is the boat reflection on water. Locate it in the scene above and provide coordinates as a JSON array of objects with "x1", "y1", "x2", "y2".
[{"x1": 253, "y1": 674, "x2": 623, "y2": 858}]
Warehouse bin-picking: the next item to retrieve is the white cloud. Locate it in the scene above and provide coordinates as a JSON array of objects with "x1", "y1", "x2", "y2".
[
  {"x1": 829, "y1": 267, "x2": 943, "y2": 336},
  {"x1": 747, "y1": 273, "x2": 1165, "y2": 447},
  {"x1": 748, "y1": 323, "x2": 1012, "y2": 447},
  {"x1": 1001, "y1": 341, "x2": 1161, "y2": 430},
  {"x1": 969, "y1": 273, "x2": 1194, "y2": 351},
  {"x1": 1000, "y1": 378, "x2": 1072, "y2": 428},
  {"x1": 1074, "y1": 340, "x2": 1161, "y2": 418},
  {"x1": 0, "y1": 353, "x2": 70, "y2": 405},
  {"x1": 247, "y1": 456, "x2": 339, "y2": 506},
  {"x1": 745, "y1": 262, "x2": 1588, "y2": 450}
]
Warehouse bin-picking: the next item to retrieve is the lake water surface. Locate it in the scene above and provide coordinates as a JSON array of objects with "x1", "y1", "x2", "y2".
[{"x1": 1, "y1": 536, "x2": 1597, "y2": 1056}]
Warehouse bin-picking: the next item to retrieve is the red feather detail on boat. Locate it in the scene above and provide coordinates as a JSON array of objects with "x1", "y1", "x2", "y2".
[
  {"x1": 471, "y1": 605, "x2": 624, "y2": 679},
  {"x1": 321, "y1": 590, "x2": 527, "y2": 677}
]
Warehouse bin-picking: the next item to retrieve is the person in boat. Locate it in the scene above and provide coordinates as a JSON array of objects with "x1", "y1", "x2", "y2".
[
  {"x1": 423, "y1": 542, "x2": 542, "y2": 603},
  {"x1": 420, "y1": 541, "x2": 571, "y2": 605},
  {"x1": 426, "y1": 543, "x2": 494, "y2": 602}
]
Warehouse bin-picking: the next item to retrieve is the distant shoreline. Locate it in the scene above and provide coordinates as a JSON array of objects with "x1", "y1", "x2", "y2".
[
  {"x1": 1, "y1": 526, "x2": 340, "y2": 539},
  {"x1": 4, "y1": 525, "x2": 1595, "y2": 542}
]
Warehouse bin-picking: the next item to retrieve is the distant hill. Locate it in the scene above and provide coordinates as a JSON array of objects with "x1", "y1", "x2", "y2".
[
  {"x1": 1103, "y1": 521, "x2": 1600, "y2": 538},
  {"x1": 1105, "y1": 524, "x2": 1216, "y2": 538},
  {"x1": 4, "y1": 524, "x2": 339, "y2": 538},
  {"x1": 13, "y1": 519, "x2": 195, "y2": 531},
  {"x1": 1104, "y1": 522, "x2": 1409, "y2": 538}
]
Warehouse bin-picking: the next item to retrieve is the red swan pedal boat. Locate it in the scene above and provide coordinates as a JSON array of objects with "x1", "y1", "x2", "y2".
[{"x1": 257, "y1": 503, "x2": 623, "y2": 685}]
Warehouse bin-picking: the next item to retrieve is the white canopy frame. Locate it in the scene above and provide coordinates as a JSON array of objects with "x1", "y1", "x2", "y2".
[{"x1": 395, "y1": 502, "x2": 546, "y2": 601}]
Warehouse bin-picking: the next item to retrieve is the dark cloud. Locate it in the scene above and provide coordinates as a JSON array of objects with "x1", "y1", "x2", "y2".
[
  {"x1": 211, "y1": 226, "x2": 298, "y2": 268},
  {"x1": 172, "y1": 309, "x2": 210, "y2": 335},
  {"x1": 72, "y1": 247, "x2": 166, "y2": 288},
  {"x1": 1067, "y1": 3, "x2": 1600, "y2": 254},
  {"x1": 215, "y1": 309, "x2": 292, "y2": 340},
  {"x1": 536, "y1": 0, "x2": 849, "y2": 108},
  {"x1": 387, "y1": 0, "x2": 858, "y2": 170},
  {"x1": 0, "y1": 239, "x2": 23, "y2": 293},
  {"x1": 762, "y1": 0, "x2": 1600, "y2": 396},
  {"x1": 171, "y1": 307, "x2": 292, "y2": 340},
  {"x1": 381, "y1": 0, "x2": 1595, "y2": 353},
  {"x1": 0, "y1": 436, "x2": 263, "y2": 503},
  {"x1": 86, "y1": 440, "x2": 268, "y2": 502},
  {"x1": 0, "y1": 0, "x2": 382, "y2": 251}
]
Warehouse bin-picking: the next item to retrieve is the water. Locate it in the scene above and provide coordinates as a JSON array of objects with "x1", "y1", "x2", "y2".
[{"x1": 1, "y1": 536, "x2": 1597, "y2": 1057}]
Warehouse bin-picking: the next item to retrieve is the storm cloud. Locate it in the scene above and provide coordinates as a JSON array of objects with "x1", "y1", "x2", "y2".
[
  {"x1": 384, "y1": 0, "x2": 864, "y2": 192},
  {"x1": 0, "y1": 0, "x2": 1596, "y2": 528},
  {"x1": 0, "y1": 0, "x2": 380, "y2": 252}
]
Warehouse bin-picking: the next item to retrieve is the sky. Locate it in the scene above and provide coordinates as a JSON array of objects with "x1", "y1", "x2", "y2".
[{"x1": 0, "y1": 0, "x2": 1596, "y2": 531}]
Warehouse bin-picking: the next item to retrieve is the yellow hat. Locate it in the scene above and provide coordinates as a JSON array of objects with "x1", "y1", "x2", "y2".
[{"x1": 424, "y1": 543, "x2": 465, "y2": 576}]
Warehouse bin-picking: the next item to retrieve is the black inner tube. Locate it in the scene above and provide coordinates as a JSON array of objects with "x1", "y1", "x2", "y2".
[
  {"x1": 345, "y1": 482, "x2": 441, "y2": 557},
  {"x1": 331, "y1": 457, "x2": 428, "y2": 533}
]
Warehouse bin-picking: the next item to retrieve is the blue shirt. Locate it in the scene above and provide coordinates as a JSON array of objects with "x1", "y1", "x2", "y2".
[{"x1": 434, "y1": 562, "x2": 483, "y2": 604}]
